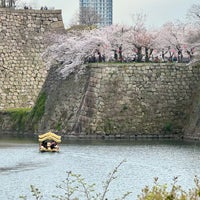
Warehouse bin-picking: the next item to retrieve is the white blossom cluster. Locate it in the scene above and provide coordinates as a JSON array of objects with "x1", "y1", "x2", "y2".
[{"x1": 42, "y1": 18, "x2": 200, "y2": 79}]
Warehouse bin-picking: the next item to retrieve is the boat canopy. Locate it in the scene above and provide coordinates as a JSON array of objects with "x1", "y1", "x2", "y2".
[{"x1": 38, "y1": 131, "x2": 61, "y2": 143}]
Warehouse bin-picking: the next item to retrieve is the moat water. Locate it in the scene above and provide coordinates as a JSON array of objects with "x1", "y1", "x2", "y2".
[{"x1": 0, "y1": 138, "x2": 200, "y2": 200}]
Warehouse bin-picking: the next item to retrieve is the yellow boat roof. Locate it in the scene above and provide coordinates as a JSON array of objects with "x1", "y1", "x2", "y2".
[{"x1": 38, "y1": 131, "x2": 61, "y2": 143}]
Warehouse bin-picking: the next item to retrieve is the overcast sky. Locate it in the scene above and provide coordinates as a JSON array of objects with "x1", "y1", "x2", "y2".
[{"x1": 26, "y1": 0, "x2": 199, "y2": 28}]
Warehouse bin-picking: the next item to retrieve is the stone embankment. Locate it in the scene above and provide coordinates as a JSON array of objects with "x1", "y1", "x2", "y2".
[
  {"x1": 0, "y1": 9, "x2": 200, "y2": 139},
  {"x1": 0, "y1": 8, "x2": 64, "y2": 110},
  {"x1": 1, "y1": 62, "x2": 200, "y2": 139},
  {"x1": 37, "y1": 63, "x2": 200, "y2": 139}
]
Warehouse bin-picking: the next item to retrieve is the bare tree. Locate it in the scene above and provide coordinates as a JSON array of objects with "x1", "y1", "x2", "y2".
[
  {"x1": 0, "y1": 0, "x2": 6, "y2": 7},
  {"x1": 0, "y1": 0, "x2": 16, "y2": 8},
  {"x1": 79, "y1": 6, "x2": 101, "y2": 27},
  {"x1": 187, "y1": 3, "x2": 200, "y2": 25},
  {"x1": 186, "y1": 3, "x2": 200, "y2": 62},
  {"x1": 9, "y1": 0, "x2": 15, "y2": 7},
  {"x1": 186, "y1": 27, "x2": 200, "y2": 62}
]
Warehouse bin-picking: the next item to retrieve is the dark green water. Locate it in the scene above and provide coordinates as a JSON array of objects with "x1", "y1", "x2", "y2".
[{"x1": 0, "y1": 138, "x2": 200, "y2": 199}]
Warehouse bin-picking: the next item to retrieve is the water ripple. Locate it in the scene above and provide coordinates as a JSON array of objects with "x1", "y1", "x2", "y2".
[{"x1": 0, "y1": 162, "x2": 46, "y2": 175}]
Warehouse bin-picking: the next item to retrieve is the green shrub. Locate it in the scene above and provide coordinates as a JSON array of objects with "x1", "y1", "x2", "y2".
[
  {"x1": 163, "y1": 122, "x2": 173, "y2": 133},
  {"x1": 137, "y1": 176, "x2": 200, "y2": 200},
  {"x1": 56, "y1": 121, "x2": 62, "y2": 131},
  {"x1": 4, "y1": 92, "x2": 47, "y2": 132},
  {"x1": 121, "y1": 104, "x2": 128, "y2": 112},
  {"x1": 20, "y1": 160, "x2": 131, "y2": 200},
  {"x1": 20, "y1": 161, "x2": 200, "y2": 200},
  {"x1": 103, "y1": 119, "x2": 114, "y2": 134},
  {"x1": 6, "y1": 108, "x2": 31, "y2": 131},
  {"x1": 28, "y1": 92, "x2": 46, "y2": 123}
]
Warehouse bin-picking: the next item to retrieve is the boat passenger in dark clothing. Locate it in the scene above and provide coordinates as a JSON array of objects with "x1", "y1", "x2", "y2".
[
  {"x1": 50, "y1": 141, "x2": 57, "y2": 149},
  {"x1": 42, "y1": 141, "x2": 47, "y2": 149}
]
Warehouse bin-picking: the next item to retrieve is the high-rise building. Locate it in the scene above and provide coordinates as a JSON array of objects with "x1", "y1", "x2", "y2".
[{"x1": 79, "y1": 0, "x2": 113, "y2": 27}]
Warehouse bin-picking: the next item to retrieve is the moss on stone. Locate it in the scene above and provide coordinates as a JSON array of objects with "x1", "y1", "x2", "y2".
[
  {"x1": 6, "y1": 108, "x2": 31, "y2": 132},
  {"x1": 3, "y1": 92, "x2": 47, "y2": 132},
  {"x1": 163, "y1": 122, "x2": 173, "y2": 133},
  {"x1": 27, "y1": 92, "x2": 47, "y2": 130}
]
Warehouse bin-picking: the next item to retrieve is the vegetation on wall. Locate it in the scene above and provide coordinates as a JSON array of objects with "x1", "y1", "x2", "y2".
[
  {"x1": 7, "y1": 108, "x2": 31, "y2": 132},
  {"x1": 28, "y1": 92, "x2": 47, "y2": 126},
  {"x1": 55, "y1": 121, "x2": 62, "y2": 131},
  {"x1": 163, "y1": 122, "x2": 173, "y2": 133},
  {"x1": 4, "y1": 92, "x2": 47, "y2": 132},
  {"x1": 103, "y1": 118, "x2": 114, "y2": 134}
]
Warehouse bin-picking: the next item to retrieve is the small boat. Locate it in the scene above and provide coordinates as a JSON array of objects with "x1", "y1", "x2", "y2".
[{"x1": 38, "y1": 131, "x2": 61, "y2": 152}]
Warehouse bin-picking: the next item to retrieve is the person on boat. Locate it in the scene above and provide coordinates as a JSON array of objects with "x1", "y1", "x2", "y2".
[
  {"x1": 41, "y1": 140, "x2": 47, "y2": 149},
  {"x1": 50, "y1": 141, "x2": 57, "y2": 149}
]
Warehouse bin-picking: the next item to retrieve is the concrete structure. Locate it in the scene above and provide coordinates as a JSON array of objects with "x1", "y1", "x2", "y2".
[{"x1": 79, "y1": 0, "x2": 112, "y2": 27}]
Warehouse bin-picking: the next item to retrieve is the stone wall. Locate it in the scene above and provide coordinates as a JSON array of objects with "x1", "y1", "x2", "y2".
[
  {"x1": 79, "y1": 63, "x2": 200, "y2": 136},
  {"x1": 0, "y1": 8, "x2": 64, "y2": 110},
  {"x1": 1, "y1": 9, "x2": 200, "y2": 138},
  {"x1": 183, "y1": 78, "x2": 200, "y2": 140},
  {"x1": 37, "y1": 63, "x2": 200, "y2": 138}
]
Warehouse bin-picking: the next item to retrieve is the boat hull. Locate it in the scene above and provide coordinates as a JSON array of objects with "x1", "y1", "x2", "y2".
[{"x1": 39, "y1": 147, "x2": 59, "y2": 152}]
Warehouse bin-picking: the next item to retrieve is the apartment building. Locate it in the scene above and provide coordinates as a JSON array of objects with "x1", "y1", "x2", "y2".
[{"x1": 79, "y1": 0, "x2": 113, "y2": 27}]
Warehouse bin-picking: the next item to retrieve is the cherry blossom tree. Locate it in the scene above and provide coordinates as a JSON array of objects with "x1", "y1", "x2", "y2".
[
  {"x1": 42, "y1": 15, "x2": 200, "y2": 80},
  {"x1": 43, "y1": 24, "x2": 136, "y2": 79},
  {"x1": 155, "y1": 21, "x2": 196, "y2": 62},
  {"x1": 97, "y1": 24, "x2": 130, "y2": 61},
  {"x1": 186, "y1": 27, "x2": 200, "y2": 62},
  {"x1": 122, "y1": 14, "x2": 158, "y2": 62},
  {"x1": 42, "y1": 29, "x2": 111, "y2": 79}
]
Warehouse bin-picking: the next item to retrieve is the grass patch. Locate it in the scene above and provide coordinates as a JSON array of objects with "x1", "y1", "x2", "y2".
[
  {"x1": 163, "y1": 122, "x2": 173, "y2": 133},
  {"x1": 27, "y1": 92, "x2": 47, "y2": 130},
  {"x1": 122, "y1": 104, "x2": 128, "y2": 111},
  {"x1": 104, "y1": 118, "x2": 114, "y2": 134},
  {"x1": 3, "y1": 92, "x2": 47, "y2": 132},
  {"x1": 7, "y1": 108, "x2": 31, "y2": 131},
  {"x1": 56, "y1": 121, "x2": 62, "y2": 131}
]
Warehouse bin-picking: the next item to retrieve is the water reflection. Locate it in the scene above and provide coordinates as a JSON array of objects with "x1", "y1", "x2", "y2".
[{"x1": 0, "y1": 138, "x2": 200, "y2": 200}]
